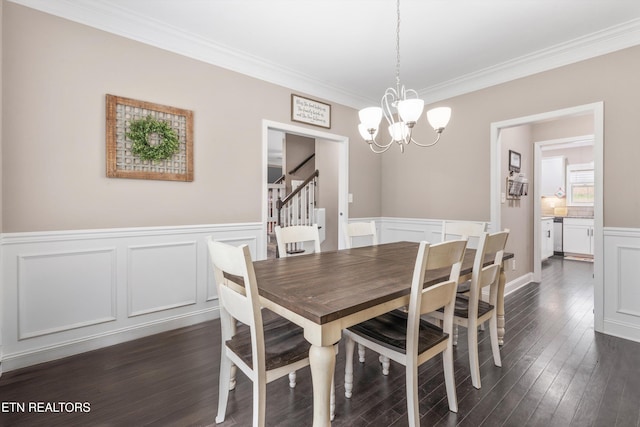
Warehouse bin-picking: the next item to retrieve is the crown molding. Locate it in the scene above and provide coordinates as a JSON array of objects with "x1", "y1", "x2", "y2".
[
  {"x1": 419, "y1": 18, "x2": 640, "y2": 104},
  {"x1": 9, "y1": 0, "x2": 640, "y2": 109},
  {"x1": 8, "y1": 0, "x2": 370, "y2": 109}
]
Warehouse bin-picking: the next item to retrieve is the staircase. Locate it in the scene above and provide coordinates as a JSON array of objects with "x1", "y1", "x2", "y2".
[
  {"x1": 267, "y1": 175, "x2": 286, "y2": 235},
  {"x1": 266, "y1": 170, "x2": 320, "y2": 258},
  {"x1": 277, "y1": 170, "x2": 319, "y2": 228}
]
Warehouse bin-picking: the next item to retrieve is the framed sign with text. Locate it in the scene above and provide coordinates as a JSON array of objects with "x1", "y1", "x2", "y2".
[{"x1": 291, "y1": 94, "x2": 331, "y2": 129}]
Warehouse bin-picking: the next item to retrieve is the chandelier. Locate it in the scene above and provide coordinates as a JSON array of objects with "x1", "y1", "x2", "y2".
[{"x1": 358, "y1": 0, "x2": 451, "y2": 154}]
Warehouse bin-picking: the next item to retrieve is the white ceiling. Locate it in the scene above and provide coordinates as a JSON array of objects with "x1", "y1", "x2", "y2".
[{"x1": 11, "y1": 0, "x2": 640, "y2": 109}]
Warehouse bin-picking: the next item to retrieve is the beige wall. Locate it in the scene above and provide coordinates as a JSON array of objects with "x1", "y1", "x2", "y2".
[
  {"x1": 1, "y1": 3, "x2": 381, "y2": 232},
  {"x1": 531, "y1": 114, "x2": 594, "y2": 142},
  {"x1": 4, "y1": 2, "x2": 640, "y2": 240},
  {"x1": 316, "y1": 138, "x2": 340, "y2": 251},
  {"x1": 380, "y1": 46, "x2": 640, "y2": 282},
  {"x1": 382, "y1": 44, "x2": 640, "y2": 228},
  {"x1": 500, "y1": 125, "x2": 534, "y2": 279},
  {"x1": 543, "y1": 145, "x2": 593, "y2": 165},
  {"x1": 284, "y1": 133, "x2": 315, "y2": 194}
]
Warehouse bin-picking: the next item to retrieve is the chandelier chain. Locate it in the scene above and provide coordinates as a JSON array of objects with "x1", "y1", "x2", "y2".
[{"x1": 395, "y1": 0, "x2": 401, "y2": 95}]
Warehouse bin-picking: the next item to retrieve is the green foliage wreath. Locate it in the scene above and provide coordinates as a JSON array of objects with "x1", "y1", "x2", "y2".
[{"x1": 126, "y1": 115, "x2": 180, "y2": 162}]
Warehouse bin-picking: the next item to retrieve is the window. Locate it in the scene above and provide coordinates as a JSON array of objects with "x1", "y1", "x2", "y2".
[{"x1": 566, "y1": 163, "x2": 594, "y2": 206}]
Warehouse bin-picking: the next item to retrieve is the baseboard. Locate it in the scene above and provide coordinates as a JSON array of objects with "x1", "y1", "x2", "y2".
[
  {"x1": 2, "y1": 307, "x2": 220, "y2": 372},
  {"x1": 482, "y1": 272, "x2": 533, "y2": 300},
  {"x1": 504, "y1": 272, "x2": 534, "y2": 297},
  {"x1": 603, "y1": 318, "x2": 640, "y2": 344}
]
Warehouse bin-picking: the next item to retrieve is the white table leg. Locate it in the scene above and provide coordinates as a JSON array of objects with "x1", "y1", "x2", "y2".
[
  {"x1": 497, "y1": 268, "x2": 506, "y2": 346},
  {"x1": 309, "y1": 344, "x2": 336, "y2": 427}
]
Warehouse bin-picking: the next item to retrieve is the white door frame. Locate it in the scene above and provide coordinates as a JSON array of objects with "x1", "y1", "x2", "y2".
[
  {"x1": 261, "y1": 120, "x2": 349, "y2": 259},
  {"x1": 490, "y1": 102, "x2": 604, "y2": 332}
]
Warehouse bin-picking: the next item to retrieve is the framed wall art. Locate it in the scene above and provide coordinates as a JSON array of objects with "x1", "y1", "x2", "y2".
[
  {"x1": 291, "y1": 94, "x2": 331, "y2": 129},
  {"x1": 106, "y1": 94, "x2": 194, "y2": 181},
  {"x1": 508, "y1": 149, "x2": 521, "y2": 173}
]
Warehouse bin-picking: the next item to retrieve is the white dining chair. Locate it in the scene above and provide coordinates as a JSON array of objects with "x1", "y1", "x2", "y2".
[
  {"x1": 274, "y1": 224, "x2": 321, "y2": 257},
  {"x1": 342, "y1": 220, "x2": 379, "y2": 363},
  {"x1": 343, "y1": 239, "x2": 467, "y2": 426},
  {"x1": 343, "y1": 221, "x2": 378, "y2": 249},
  {"x1": 274, "y1": 224, "x2": 321, "y2": 387},
  {"x1": 442, "y1": 220, "x2": 487, "y2": 300},
  {"x1": 429, "y1": 230, "x2": 509, "y2": 389},
  {"x1": 272, "y1": 224, "x2": 338, "y2": 412},
  {"x1": 441, "y1": 220, "x2": 487, "y2": 249},
  {"x1": 439, "y1": 220, "x2": 488, "y2": 341},
  {"x1": 209, "y1": 238, "x2": 325, "y2": 426}
]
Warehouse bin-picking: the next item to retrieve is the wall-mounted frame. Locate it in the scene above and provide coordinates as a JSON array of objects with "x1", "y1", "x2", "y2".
[
  {"x1": 291, "y1": 94, "x2": 331, "y2": 129},
  {"x1": 106, "y1": 94, "x2": 194, "y2": 181},
  {"x1": 508, "y1": 149, "x2": 521, "y2": 173}
]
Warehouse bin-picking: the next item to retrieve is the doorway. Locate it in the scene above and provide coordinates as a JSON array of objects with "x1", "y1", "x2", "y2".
[
  {"x1": 490, "y1": 102, "x2": 604, "y2": 333},
  {"x1": 535, "y1": 134, "x2": 594, "y2": 269},
  {"x1": 261, "y1": 120, "x2": 349, "y2": 260}
]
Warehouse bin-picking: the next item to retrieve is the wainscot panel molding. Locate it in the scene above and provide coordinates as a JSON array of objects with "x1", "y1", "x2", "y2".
[
  {"x1": 603, "y1": 227, "x2": 640, "y2": 343},
  {"x1": 127, "y1": 242, "x2": 198, "y2": 317},
  {"x1": 6, "y1": 221, "x2": 636, "y2": 373},
  {"x1": 18, "y1": 248, "x2": 117, "y2": 340},
  {"x1": 376, "y1": 217, "x2": 444, "y2": 244},
  {"x1": 1, "y1": 223, "x2": 265, "y2": 372}
]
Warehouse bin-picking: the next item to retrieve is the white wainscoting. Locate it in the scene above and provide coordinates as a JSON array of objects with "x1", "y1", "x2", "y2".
[
  {"x1": 603, "y1": 227, "x2": 640, "y2": 342},
  {"x1": 1, "y1": 223, "x2": 265, "y2": 373},
  {"x1": 3, "y1": 220, "x2": 638, "y2": 374},
  {"x1": 378, "y1": 217, "x2": 444, "y2": 244},
  {"x1": 343, "y1": 217, "x2": 441, "y2": 247}
]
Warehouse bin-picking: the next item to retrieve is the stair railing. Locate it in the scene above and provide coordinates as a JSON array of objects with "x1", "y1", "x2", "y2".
[
  {"x1": 288, "y1": 153, "x2": 315, "y2": 175},
  {"x1": 267, "y1": 182, "x2": 286, "y2": 234},
  {"x1": 276, "y1": 170, "x2": 319, "y2": 228}
]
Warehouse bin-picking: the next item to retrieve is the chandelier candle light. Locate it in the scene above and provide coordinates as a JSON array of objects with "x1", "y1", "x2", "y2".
[{"x1": 358, "y1": 0, "x2": 451, "y2": 153}]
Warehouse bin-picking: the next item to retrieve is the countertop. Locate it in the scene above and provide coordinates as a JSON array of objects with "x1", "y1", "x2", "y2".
[
  {"x1": 556, "y1": 216, "x2": 594, "y2": 219},
  {"x1": 541, "y1": 215, "x2": 594, "y2": 220}
]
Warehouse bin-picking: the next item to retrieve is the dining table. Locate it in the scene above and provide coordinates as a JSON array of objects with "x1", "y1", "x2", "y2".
[{"x1": 250, "y1": 241, "x2": 513, "y2": 426}]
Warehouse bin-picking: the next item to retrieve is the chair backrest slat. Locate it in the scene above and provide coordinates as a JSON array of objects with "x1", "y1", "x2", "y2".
[
  {"x1": 218, "y1": 282, "x2": 254, "y2": 326},
  {"x1": 343, "y1": 221, "x2": 378, "y2": 248},
  {"x1": 419, "y1": 279, "x2": 458, "y2": 314},
  {"x1": 442, "y1": 220, "x2": 487, "y2": 249},
  {"x1": 275, "y1": 224, "x2": 321, "y2": 257}
]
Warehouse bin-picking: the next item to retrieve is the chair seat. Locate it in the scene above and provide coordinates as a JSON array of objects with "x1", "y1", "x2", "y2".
[
  {"x1": 456, "y1": 280, "x2": 471, "y2": 293},
  {"x1": 452, "y1": 295, "x2": 494, "y2": 319},
  {"x1": 348, "y1": 309, "x2": 448, "y2": 355},
  {"x1": 226, "y1": 312, "x2": 310, "y2": 371}
]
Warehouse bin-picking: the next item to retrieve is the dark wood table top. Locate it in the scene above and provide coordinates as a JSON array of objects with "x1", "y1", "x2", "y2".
[{"x1": 252, "y1": 241, "x2": 513, "y2": 326}]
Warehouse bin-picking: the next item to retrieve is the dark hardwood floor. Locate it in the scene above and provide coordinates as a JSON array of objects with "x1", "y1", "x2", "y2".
[{"x1": 1, "y1": 257, "x2": 639, "y2": 427}]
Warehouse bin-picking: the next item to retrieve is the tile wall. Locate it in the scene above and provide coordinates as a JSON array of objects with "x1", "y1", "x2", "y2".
[{"x1": 541, "y1": 196, "x2": 594, "y2": 218}]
